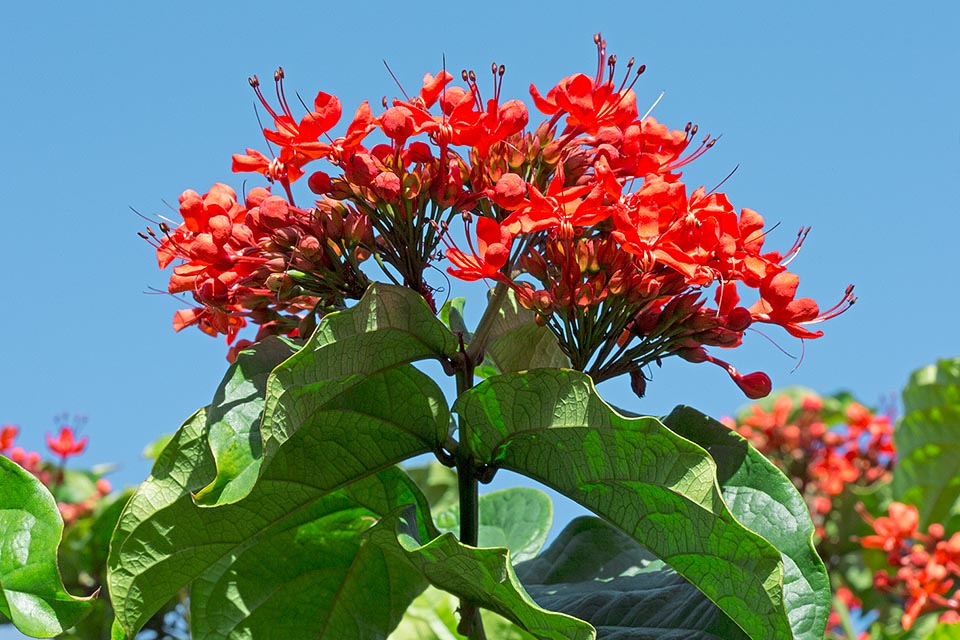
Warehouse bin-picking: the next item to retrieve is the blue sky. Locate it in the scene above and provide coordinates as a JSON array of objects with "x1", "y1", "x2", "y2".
[{"x1": 1, "y1": 0, "x2": 958, "y2": 565}]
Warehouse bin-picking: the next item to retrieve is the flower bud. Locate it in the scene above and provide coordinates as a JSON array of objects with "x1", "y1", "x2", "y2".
[
  {"x1": 490, "y1": 173, "x2": 527, "y2": 210},
  {"x1": 735, "y1": 371, "x2": 772, "y2": 399},
  {"x1": 344, "y1": 211, "x2": 372, "y2": 247},
  {"x1": 298, "y1": 236, "x2": 323, "y2": 262},
  {"x1": 271, "y1": 226, "x2": 301, "y2": 249},
  {"x1": 259, "y1": 196, "x2": 290, "y2": 230},
  {"x1": 373, "y1": 171, "x2": 402, "y2": 200},
  {"x1": 308, "y1": 171, "x2": 332, "y2": 195}
]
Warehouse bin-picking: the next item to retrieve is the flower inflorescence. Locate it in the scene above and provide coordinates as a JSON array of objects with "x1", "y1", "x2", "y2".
[{"x1": 146, "y1": 35, "x2": 852, "y2": 394}]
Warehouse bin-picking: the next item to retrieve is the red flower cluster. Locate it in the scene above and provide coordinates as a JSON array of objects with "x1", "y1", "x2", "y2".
[
  {"x1": 148, "y1": 35, "x2": 851, "y2": 392},
  {"x1": 436, "y1": 36, "x2": 853, "y2": 394},
  {"x1": 861, "y1": 502, "x2": 960, "y2": 630},
  {"x1": 144, "y1": 183, "x2": 370, "y2": 355},
  {"x1": 2, "y1": 422, "x2": 110, "y2": 524},
  {"x1": 723, "y1": 391, "x2": 895, "y2": 535}
]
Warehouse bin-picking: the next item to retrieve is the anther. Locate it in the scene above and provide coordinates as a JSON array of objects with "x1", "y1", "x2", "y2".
[
  {"x1": 158, "y1": 222, "x2": 170, "y2": 234},
  {"x1": 461, "y1": 69, "x2": 469, "y2": 82},
  {"x1": 248, "y1": 75, "x2": 260, "y2": 88},
  {"x1": 137, "y1": 231, "x2": 149, "y2": 240},
  {"x1": 690, "y1": 124, "x2": 699, "y2": 136},
  {"x1": 274, "y1": 66, "x2": 285, "y2": 81},
  {"x1": 381, "y1": 96, "x2": 388, "y2": 108},
  {"x1": 636, "y1": 64, "x2": 646, "y2": 76},
  {"x1": 498, "y1": 64, "x2": 505, "y2": 77},
  {"x1": 468, "y1": 70, "x2": 476, "y2": 83},
  {"x1": 594, "y1": 33, "x2": 602, "y2": 44}
]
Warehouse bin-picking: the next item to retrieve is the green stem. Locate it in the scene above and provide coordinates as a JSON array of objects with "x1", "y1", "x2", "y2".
[{"x1": 454, "y1": 356, "x2": 486, "y2": 639}]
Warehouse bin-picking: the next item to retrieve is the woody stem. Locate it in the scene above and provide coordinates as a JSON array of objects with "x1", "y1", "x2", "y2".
[{"x1": 454, "y1": 361, "x2": 486, "y2": 640}]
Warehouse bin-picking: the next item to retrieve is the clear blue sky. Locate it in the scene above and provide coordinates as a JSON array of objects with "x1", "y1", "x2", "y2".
[{"x1": 1, "y1": 0, "x2": 957, "y2": 555}]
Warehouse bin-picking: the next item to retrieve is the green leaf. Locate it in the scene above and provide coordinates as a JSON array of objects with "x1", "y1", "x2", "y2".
[
  {"x1": 484, "y1": 289, "x2": 569, "y2": 374},
  {"x1": 663, "y1": 406, "x2": 830, "y2": 640},
  {"x1": 405, "y1": 462, "x2": 460, "y2": 512},
  {"x1": 190, "y1": 471, "x2": 431, "y2": 639},
  {"x1": 454, "y1": 369, "x2": 791, "y2": 640},
  {"x1": 515, "y1": 516, "x2": 750, "y2": 639},
  {"x1": 894, "y1": 358, "x2": 960, "y2": 528},
  {"x1": 925, "y1": 621, "x2": 960, "y2": 639},
  {"x1": 389, "y1": 586, "x2": 537, "y2": 640},
  {"x1": 369, "y1": 509, "x2": 595, "y2": 640},
  {"x1": 439, "y1": 297, "x2": 471, "y2": 338},
  {"x1": 901, "y1": 359, "x2": 960, "y2": 414},
  {"x1": 260, "y1": 283, "x2": 459, "y2": 467},
  {"x1": 0, "y1": 456, "x2": 95, "y2": 637},
  {"x1": 109, "y1": 363, "x2": 449, "y2": 638},
  {"x1": 193, "y1": 336, "x2": 299, "y2": 505},
  {"x1": 140, "y1": 433, "x2": 173, "y2": 461},
  {"x1": 434, "y1": 488, "x2": 553, "y2": 564}
]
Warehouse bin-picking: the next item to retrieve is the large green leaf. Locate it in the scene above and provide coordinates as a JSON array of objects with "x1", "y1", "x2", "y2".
[
  {"x1": 0, "y1": 456, "x2": 95, "y2": 637},
  {"x1": 484, "y1": 288, "x2": 569, "y2": 374},
  {"x1": 515, "y1": 516, "x2": 750, "y2": 639},
  {"x1": 434, "y1": 488, "x2": 553, "y2": 564},
  {"x1": 894, "y1": 358, "x2": 960, "y2": 528},
  {"x1": 369, "y1": 509, "x2": 595, "y2": 640},
  {"x1": 109, "y1": 363, "x2": 449, "y2": 638},
  {"x1": 663, "y1": 406, "x2": 830, "y2": 640},
  {"x1": 194, "y1": 336, "x2": 299, "y2": 505},
  {"x1": 454, "y1": 369, "x2": 791, "y2": 640},
  {"x1": 189, "y1": 471, "x2": 431, "y2": 639},
  {"x1": 260, "y1": 283, "x2": 459, "y2": 463}
]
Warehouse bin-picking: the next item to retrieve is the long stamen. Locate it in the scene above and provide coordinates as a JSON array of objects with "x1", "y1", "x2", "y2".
[
  {"x1": 249, "y1": 76, "x2": 282, "y2": 122},
  {"x1": 806, "y1": 285, "x2": 857, "y2": 324},
  {"x1": 597, "y1": 60, "x2": 645, "y2": 119},
  {"x1": 274, "y1": 67, "x2": 294, "y2": 120},
  {"x1": 593, "y1": 33, "x2": 606, "y2": 86},
  {"x1": 781, "y1": 227, "x2": 811, "y2": 266},
  {"x1": 666, "y1": 133, "x2": 718, "y2": 171}
]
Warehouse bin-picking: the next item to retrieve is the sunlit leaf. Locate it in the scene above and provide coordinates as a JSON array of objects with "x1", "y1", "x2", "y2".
[
  {"x1": 0, "y1": 456, "x2": 95, "y2": 637},
  {"x1": 454, "y1": 369, "x2": 791, "y2": 640}
]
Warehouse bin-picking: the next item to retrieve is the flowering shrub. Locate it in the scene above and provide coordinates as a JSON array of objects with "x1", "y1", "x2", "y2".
[
  {"x1": 1, "y1": 419, "x2": 110, "y2": 524},
  {"x1": 723, "y1": 359, "x2": 960, "y2": 639},
  {"x1": 723, "y1": 389, "x2": 895, "y2": 539},
  {"x1": 1, "y1": 35, "x2": 863, "y2": 640},
  {"x1": 861, "y1": 502, "x2": 960, "y2": 630}
]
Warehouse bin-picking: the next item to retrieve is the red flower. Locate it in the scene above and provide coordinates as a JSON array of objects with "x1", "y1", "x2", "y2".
[
  {"x1": 750, "y1": 272, "x2": 856, "y2": 339},
  {"x1": 861, "y1": 502, "x2": 921, "y2": 552},
  {"x1": 46, "y1": 426, "x2": 87, "y2": 459},
  {"x1": 250, "y1": 69, "x2": 340, "y2": 162},
  {"x1": 502, "y1": 168, "x2": 609, "y2": 240},
  {"x1": 444, "y1": 217, "x2": 513, "y2": 282},
  {"x1": 530, "y1": 35, "x2": 639, "y2": 134},
  {"x1": 0, "y1": 424, "x2": 17, "y2": 452}
]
